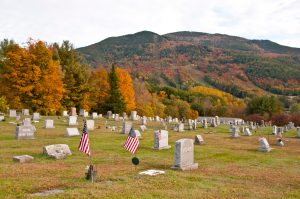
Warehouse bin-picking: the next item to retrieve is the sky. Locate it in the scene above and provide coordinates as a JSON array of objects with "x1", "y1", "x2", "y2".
[{"x1": 1, "y1": 0, "x2": 300, "y2": 48}]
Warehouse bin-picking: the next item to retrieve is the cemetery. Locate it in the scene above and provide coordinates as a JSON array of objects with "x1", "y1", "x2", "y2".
[{"x1": 0, "y1": 113, "x2": 299, "y2": 198}]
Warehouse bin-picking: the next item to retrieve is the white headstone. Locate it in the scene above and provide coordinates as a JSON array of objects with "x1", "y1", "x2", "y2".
[
  {"x1": 135, "y1": 130, "x2": 142, "y2": 138},
  {"x1": 244, "y1": 128, "x2": 252, "y2": 136},
  {"x1": 194, "y1": 135, "x2": 204, "y2": 145},
  {"x1": 9, "y1": 109, "x2": 17, "y2": 118},
  {"x1": 62, "y1": 111, "x2": 68, "y2": 117},
  {"x1": 92, "y1": 112, "x2": 98, "y2": 119},
  {"x1": 13, "y1": 155, "x2": 34, "y2": 163},
  {"x1": 231, "y1": 126, "x2": 240, "y2": 138},
  {"x1": 33, "y1": 112, "x2": 40, "y2": 121},
  {"x1": 153, "y1": 130, "x2": 171, "y2": 150},
  {"x1": 44, "y1": 119, "x2": 54, "y2": 128},
  {"x1": 107, "y1": 111, "x2": 112, "y2": 118},
  {"x1": 297, "y1": 127, "x2": 300, "y2": 138},
  {"x1": 139, "y1": 125, "x2": 147, "y2": 132},
  {"x1": 68, "y1": 116, "x2": 78, "y2": 126},
  {"x1": 0, "y1": 115, "x2": 4, "y2": 121},
  {"x1": 258, "y1": 137, "x2": 272, "y2": 152},
  {"x1": 276, "y1": 138, "x2": 284, "y2": 146},
  {"x1": 66, "y1": 128, "x2": 80, "y2": 137},
  {"x1": 86, "y1": 120, "x2": 95, "y2": 130},
  {"x1": 171, "y1": 139, "x2": 198, "y2": 171},
  {"x1": 22, "y1": 109, "x2": 29, "y2": 116},
  {"x1": 155, "y1": 116, "x2": 160, "y2": 122},
  {"x1": 174, "y1": 123, "x2": 184, "y2": 132},
  {"x1": 23, "y1": 118, "x2": 31, "y2": 126}
]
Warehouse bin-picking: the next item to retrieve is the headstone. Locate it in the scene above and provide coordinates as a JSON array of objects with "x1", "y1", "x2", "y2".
[
  {"x1": 171, "y1": 139, "x2": 198, "y2": 171},
  {"x1": 277, "y1": 127, "x2": 284, "y2": 135},
  {"x1": 192, "y1": 120, "x2": 197, "y2": 130},
  {"x1": 16, "y1": 125, "x2": 35, "y2": 140},
  {"x1": 139, "y1": 125, "x2": 147, "y2": 132},
  {"x1": 122, "y1": 112, "x2": 127, "y2": 119},
  {"x1": 115, "y1": 114, "x2": 119, "y2": 121},
  {"x1": 202, "y1": 119, "x2": 208, "y2": 129},
  {"x1": 258, "y1": 137, "x2": 272, "y2": 152},
  {"x1": 122, "y1": 122, "x2": 132, "y2": 134},
  {"x1": 33, "y1": 112, "x2": 40, "y2": 121},
  {"x1": 84, "y1": 111, "x2": 89, "y2": 117},
  {"x1": 174, "y1": 123, "x2": 184, "y2": 132},
  {"x1": 287, "y1": 122, "x2": 294, "y2": 129},
  {"x1": 130, "y1": 111, "x2": 137, "y2": 120},
  {"x1": 70, "y1": 107, "x2": 77, "y2": 116},
  {"x1": 68, "y1": 116, "x2": 78, "y2": 126},
  {"x1": 13, "y1": 155, "x2": 34, "y2": 163},
  {"x1": 92, "y1": 112, "x2": 98, "y2": 119},
  {"x1": 0, "y1": 115, "x2": 4, "y2": 121},
  {"x1": 155, "y1": 116, "x2": 160, "y2": 122},
  {"x1": 244, "y1": 127, "x2": 252, "y2": 136},
  {"x1": 9, "y1": 109, "x2": 17, "y2": 118},
  {"x1": 141, "y1": 117, "x2": 147, "y2": 125},
  {"x1": 231, "y1": 126, "x2": 240, "y2": 138},
  {"x1": 62, "y1": 111, "x2": 68, "y2": 117},
  {"x1": 194, "y1": 135, "x2": 204, "y2": 145},
  {"x1": 276, "y1": 138, "x2": 284, "y2": 146},
  {"x1": 211, "y1": 118, "x2": 217, "y2": 127},
  {"x1": 23, "y1": 118, "x2": 31, "y2": 126},
  {"x1": 43, "y1": 144, "x2": 72, "y2": 159},
  {"x1": 66, "y1": 128, "x2": 80, "y2": 137},
  {"x1": 98, "y1": 114, "x2": 102, "y2": 118},
  {"x1": 153, "y1": 130, "x2": 171, "y2": 150},
  {"x1": 272, "y1": 125, "x2": 277, "y2": 135},
  {"x1": 107, "y1": 111, "x2": 112, "y2": 118},
  {"x1": 86, "y1": 120, "x2": 95, "y2": 131},
  {"x1": 44, "y1": 119, "x2": 55, "y2": 128},
  {"x1": 297, "y1": 127, "x2": 300, "y2": 138},
  {"x1": 215, "y1": 116, "x2": 220, "y2": 125},
  {"x1": 135, "y1": 130, "x2": 142, "y2": 138},
  {"x1": 22, "y1": 109, "x2": 29, "y2": 116}
]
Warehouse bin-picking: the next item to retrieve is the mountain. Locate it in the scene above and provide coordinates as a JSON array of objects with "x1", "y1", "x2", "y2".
[{"x1": 77, "y1": 31, "x2": 300, "y2": 97}]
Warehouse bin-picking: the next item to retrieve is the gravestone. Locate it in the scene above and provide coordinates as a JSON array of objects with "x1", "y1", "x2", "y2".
[
  {"x1": 16, "y1": 125, "x2": 36, "y2": 140},
  {"x1": 139, "y1": 125, "x2": 147, "y2": 132},
  {"x1": 79, "y1": 109, "x2": 85, "y2": 116},
  {"x1": 135, "y1": 130, "x2": 142, "y2": 138},
  {"x1": 141, "y1": 117, "x2": 147, "y2": 125},
  {"x1": 22, "y1": 109, "x2": 29, "y2": 116},
  {"x1": 231, "y1": 126, "x2": 240, "y2": 138},
  {"x1": 13, "y1": 155, "x2": 34, "y2": 163},
  {"x1": 277, "y1": 127, "x2": 284, "y2": 135},
  {"x1": 122, "y1": 122, "x2": 132, "y2": 134},
  {"x1": 23, "y1": 118, "x2": 32, "y2": 126},
  {"x1": 43, "y1": 144, "x2": 72, "y2": 159},
  {"x1": 276, "y1": 138, "x2": 284, "y2": 146},
  {"x1": 174, "y1": 123, "x2": 184, "y2": 132},
  {"x1": 258, "y1": 137, "x2": 272, "y2": 152},
  {"x1": 130, "y1": 111, "x2": 137, "y2": 120},
  {"x1": 33, "y1": 112, "x2": 40, "y2": 121},
  {"x1": 107, "y1": 111, "x2": 112, "y2": 118},
  {"x1": 171, "y1": 139, "x2": 198, "y2": 171},
  {"x1": 66, "y1": 128, "x2": 80, "y2": 137},
  {"x1": 84, "y1": 111, "x2": 89, "y2": 117},
  {"x1": 86, "y1": 120, "x2": 95, "y2": 130},
  {"x1": 272, "y1": 125, "x2": 277, "y2": 135},
  {"x1": 62, "y1": 111, "x2": 68, "y2": 117},
  {"x1": 215, "y1": 116, "x2": 220, "y2": 125},
  {"x1": 0, "y1": 115, "x2": 4, "y2": 121},
  {"x1": 287, "y1": 122, "x2": 294, "y2": 129},
  {"x1": 98, "y1": 114, "x2": 102, "y2": 118},
  {"x1": 9, "y1": 109, "x2": 17, "y2": 118},
  {"x1": 122, "y1": 112, "x2": 127, "y2": 119},
  {"x1": 70, "y1": 107, "x2": 77, "y2": 116},
  {"x1": 211, "y1": 118, "x2": 217, "y2": 127},
  {"x1": 244, "y1": 127, "x2": 252, "y2": 136},
  {"x1": 155, "y1": 116, "x2": 160, "y2": 122},
  {"x1": 115, "y1": 114, "x2": 119, "y2": 121},
  {"x1": 296, "y1": 127, "x2": 300, "y2": 138},
  {"x1": 92, "y1": 112, "x2": 98, "y2": 119},
  {"x1": 194, "y1": 135, "x2": 204, "y2": 145},
  {"x1": 202, "y1": 119, "x2": 208, "y2": 129},
  {"x1": 153, "y1": 130, "x2": 171, "y2": 150},
  {"x1": 44, "y1": 119, "x2": 55, "y2": 128},
  {"x1": 68, "y1": 116, "x2": 78, "y2": 126},
  {"x1": 192, "y1": 120, "x2": 197, "y2": 130}
]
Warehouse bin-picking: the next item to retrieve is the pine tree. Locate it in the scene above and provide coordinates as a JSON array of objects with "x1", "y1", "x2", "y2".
[{"x1": 103, "y1": 64, "x2": 125, "y2": 113}]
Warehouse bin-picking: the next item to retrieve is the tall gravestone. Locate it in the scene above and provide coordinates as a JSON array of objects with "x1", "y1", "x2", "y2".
[
  {"x1": 244, "y1": 127, "x2": 252, "y2": 136},
  {"x1": 211, "y1": 118, "x2": 217, "y2": 127},
  {"x1": 153, "y1": 130, "x2": 171, "y2": 150},
  {"x1": 107, "y1": 111, "x2": 112, "y2": 119},
  {"x1": 70, "y1": 107, "x2": 77, "y2": 116},
  {"x1": 92, "y1": 112, "x2": 98, "y2": 119},
  {"x1": 202, "y1": 119, "x2": 208, "y2": 129},
  {"x1": 171, "y1": 139, "x2": 198, "y2": 171},
  {"x1": 130, "y1": 111, "x2": 137, "y2": 120},
  {"x1": 272, "y1": 125, "x2": 277, "y2": 135}
]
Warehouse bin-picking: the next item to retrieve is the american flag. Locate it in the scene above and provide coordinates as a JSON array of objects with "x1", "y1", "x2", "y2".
[
  {"x1": 124, "y1": 128, "x2": 139, "y2": 154},
  {"x1": 79, "y1": 120, "x2": 91, "y2": 156}
]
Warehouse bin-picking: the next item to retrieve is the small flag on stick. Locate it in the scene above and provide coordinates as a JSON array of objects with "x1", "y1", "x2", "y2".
[
  {"x1": 79, "y1": 120, "x2": 91, "y2": 156},
  {"x1": 124, "y1": 128, "x2": 140, "y2": 154}
]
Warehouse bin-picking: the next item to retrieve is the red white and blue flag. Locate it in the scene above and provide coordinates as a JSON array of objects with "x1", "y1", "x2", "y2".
[
  {"x1": 124, "y1": 128, "x2": 139, "y2": 154},
  {"x1": 79, "y1": 120, "x2": 91, "y2": 156}
]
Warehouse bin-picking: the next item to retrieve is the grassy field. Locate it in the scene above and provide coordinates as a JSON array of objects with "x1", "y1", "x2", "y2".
[{"x1": 0, "y1": 116, "x2": 299, "y2": 199}]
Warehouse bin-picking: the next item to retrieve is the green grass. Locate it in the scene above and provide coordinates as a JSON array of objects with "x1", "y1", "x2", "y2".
[{"x1": 0, "y1": 116, "x2": 299, "y2": 198}]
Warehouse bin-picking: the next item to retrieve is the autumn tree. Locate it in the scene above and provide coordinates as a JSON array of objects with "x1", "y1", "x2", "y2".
[{"x1": 247, "y1": 96, "x2": 282, "y2": 117}]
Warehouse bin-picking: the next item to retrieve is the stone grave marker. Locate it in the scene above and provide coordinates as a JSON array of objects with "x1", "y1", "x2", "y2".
[
  {"x1": 272, "y1": 125, "x2": 277, "y2": 135},
  {"x1": 16, "y1": 125, "x2": 36, "y2": 140},
  {"x1": 244, "y1": 127, "x2": 252, "y2": 136},
  {"x1": 231, "y1": 126, "x2": 240, "y2": 138},
  {"x1": 141, "y1": 117, "x2": 147, "y2": 125},
  {"x1": 171, "y1": 138, "x2": 198, "y2": 171},
  {"x1": 115, "y1": 114, "x2": 119, "y2": 121},
  {"x1": 202, "y1": 119, "x2": 208, "y2": 128},
  {"x1": 9, "y1": 109, "x2": 17, "y2": 118},
  {"x1": 23, "y1": 118, "x2": 32, "y2": 126},
  {"x1": 70, "y1": 107, "x2": 77, "y2": 116},
  {"x1": 155, "y1": 116, "x2": 160, "y2": 122},
  {"x1": 33, "y1": 112, "x2": 40, "y2": 121},
  {"x1": 135, "y1": 130, "x2": 142, "y2": 138},
  {"x1": 43, "y1": 144, "x2": 72, "y2": 159},
  {"x1": 122, "y1": 122, "x2": 132, "y2": 134},
  {"x1": 92, "y1": 112, "x2": 98, "y2": 119},
  {"x1": 211, "y1": 118, "x2": 217, "y2": 127},
  {"x1": 174, "y1": 123, "x2": 184, "y2": 132},
  {"x1": 277, "y1": 127, "x2": 284, "y2": 135},
  {"x1": 276, "y1": 138, "x2": 284, "y2": 146},
  {"x1": 140, "y1": 125, "x2": 147, "y2": 132},
  {"x1": 13, "y1": 155, "x2": 34, "y2": 163},
  {"x1": 62, "y1": 111, "x2": 68, "y2": 117},
  {"x1": 130, "y1": 111, "x2": 137, "y2": 120},
  {"x1": 0, "y1": 115, "x2": 4, "y2": 121},
  {"x1": 66, "y1": 128, "x2": 80, "y2": 137},
  {"x1": 44, "y1": 119, "x2": 55, "y2": 128},
  {"x1": 153, "y1": 130, "x2": 171, "y2": 150},
  {"x1": 107, "y1": 111, "x2": 112, "y2": 118},
  {"x1": 86, "y1": 120, "x2": 95, "y2": 130},
  {"x1": 194, "y1": 135, "x2": 204, "y2": 145},
  {"x1": 68, "y1": 116, "x2": 78, "y2": 126},
  {"x1": 22, "y1": 109, "x2": 29, "y2": 116},
  {"x1": 258, "y1": 137, "x2": 272, "y2": 152}
]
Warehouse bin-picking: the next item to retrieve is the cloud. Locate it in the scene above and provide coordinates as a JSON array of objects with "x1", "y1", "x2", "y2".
[{"x1": 0, "y1": 0, "x2": 300, "y2": 48}]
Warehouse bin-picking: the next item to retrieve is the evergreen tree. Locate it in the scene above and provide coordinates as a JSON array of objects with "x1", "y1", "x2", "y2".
[{"x1": 103, "y1": 64, "x2": 125, "y2": 113}]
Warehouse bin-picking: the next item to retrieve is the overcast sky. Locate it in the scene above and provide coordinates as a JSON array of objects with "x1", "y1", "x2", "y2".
[{"x1": 1, "y1": 0, "x2": 300, "y2": 48}]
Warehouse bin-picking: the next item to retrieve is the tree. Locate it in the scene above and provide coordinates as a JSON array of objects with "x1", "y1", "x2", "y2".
[
  {"x1": 0, "y1": 96, "x2": 8, "y2": 113},
  {"x1": 103, "y1": 64, "x2": 125, "y2": 113},
  {"x1": 116, "y1": 67, "x2": 135, "y2": 112},
  {"x1": 247, "y1": 96, "x2": 282, "y2": 117}
]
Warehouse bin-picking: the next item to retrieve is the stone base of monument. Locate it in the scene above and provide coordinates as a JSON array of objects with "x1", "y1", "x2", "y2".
[
  {"x1": 171, "y1": 163, "x2": 198, "y2": 171},
  {"x1": 152, "y1": 145, "x2": 171, "y2": 150},
  {"x1": 13, "y1": 155, "x2": 34, "y2": 163},
  {"x1": 258, "y1": 147, "x2": 272, "y2": 152}
]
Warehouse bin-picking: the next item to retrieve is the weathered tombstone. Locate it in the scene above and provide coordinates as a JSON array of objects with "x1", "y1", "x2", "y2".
[
  {"x1": 33, "y1": 112, "x2": 40, "y2": 121},
  {"x1": 66, "y1": 128, "x2": 80, "y2": 136},
  {"x1": 202, "y1": 119, "x2": 208, "y2": 129},
  {"x1": 68, "y1": 116, "x2": 78, "y2": 126},
  {"x1": 139, "y1": 125, "x2": 147, "y2": 132},
  {"x1": 79, "y1": 109, "x2": 85, "y2": 116},
  {"x1": 171, "y1": 139, "x2": 198, "y2": 171},
  {"x1": 16, "y1": 125, "x2": 35, "y2": 140},
  {"x1": 0, "y1": 115, "x2": 4, "y2": 121},
  {"x1": 194, "y1": 135, "x2": 204, "y2": 145},
  {"x1": 86, "y1": 120, "x2": 95, "y2": 131},
  {"x1": 92, "y1": 112, "x2": 98, "y2": 119},
  {"x1": 107, "y1": 111, "x2": 112, "y2": 119},
  {"x1": 112, "y1": 114, "x2": 115, "y2": 119},
  {"x1": 276, "y1": 138, "x2": 284, "y2": 146},
  {"x1": 9, "y1": 109, "x2": 17, "y2": 118},
  {"x1": 296, "y1": 127, "x2": 300, "y2": 138},
  {"x1": 62, "y1": 111, "x2": 68, "y2": 117},
  {"x1": 244, "y1": 127, "x2": 252, "y2": 136},
  {"x1": 249, "y1": 122, "x2": 255, "y2": 130},
  {"x1": 44, "y1": 119, "x2": 55, "y2": 128},
  {"x1": 130, "y1": 111, "x2": 137, "y2": 120},
  {"x1": 153, "y1": 130, "x2": 171, "y2": 150},
  {"x1": 70, "y1": 107, "x2": 77, "y2": 116},
  {"x1": 215, "y1": 116, "x2": 220, "y2": 125},
  {"x1": 231, "y1": 126, "x2": 240, "y2": 138},
  {"x1": 23, "y1": 118, "x2": 32, "y2": 126},
  {"x1": 258, "y1": 137, "x2": 272, "y2": 152},
  {"x1": 84, "y1": 111, "x2": 89, "y2": 117},
  {"x1": 13, "y1": 155, "x2": 34, "y2": 163},
  {"x1": 272, "y1": 125, "x2": 277, "y2": 135},
  {"x1": 287, "y1": 122, "x2": 294, "y2": 130},
  {"x1": 277, "y1": 127, "x2": 284, "y2": 135},
  {"x1": 22, "y1": 109, "x2": 29, "y2": 116},
  {"x1": 43, "y1": 144, "x2": 72, "y2": 159},
  {"x1": 135, "y1": 130, "x2": 142, "y2": 138},
  {"x1": 115, "y1": 114, "x2": 119, "y2": 121},
  {"x1": 211, "y1": 118, "x2": 217, "y2": 127},
  {"x1": 122, "y1": 122, "x2": 132, "y2": 134},
  {"x1": 155, "y1": 116, "x2": 160, "y2": 122},
  {"x1": 174, "y1": 123, "x2": 184, "y2": 132},
  {"x1": 122, "y1": 112, "x2": 127, "y2": 119},
  {"x1": 141, "y1": 117, "x2": 147, "y2": 125}
]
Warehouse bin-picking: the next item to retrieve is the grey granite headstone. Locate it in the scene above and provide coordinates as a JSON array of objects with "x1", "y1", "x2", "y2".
[
  {"x1": 107, "y1": 111, "x2": 112, "y2": 118},
  {"x1": 171, "y1": 139, "x2": 198, "y2": 171},
  {"x1": 258, "y1": 137, "x2": 272, "y2": 152},
  {"x1": 66, "y1": 128, "x2": 80, "y2": 136},
  {"x1": 153, "y1": 130, "x2": 171, "y2": 150},
  {"x1": 122, "y1": 122, "x2": 132, "y2": 134},
  {"x1": 13, "y1": 155, "x2": 34, "y2": 163},
  {"x1": 44, "y1": 119, "x2": 55, "y2": 128},
  {"x1": 16, "y1": 125, "x2": 36, "y2": 140},
  {"x1": 43, "y1": 144, "x2": 72, "y2": 159},
  {"x1": 194, "y1": 135, "x2": 204, "y2": 145}
]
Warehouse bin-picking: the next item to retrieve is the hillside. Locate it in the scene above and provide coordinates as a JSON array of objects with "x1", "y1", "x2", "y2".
[{"x1": 77, "y1": 31, "x2": 300, "y2": 97}]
